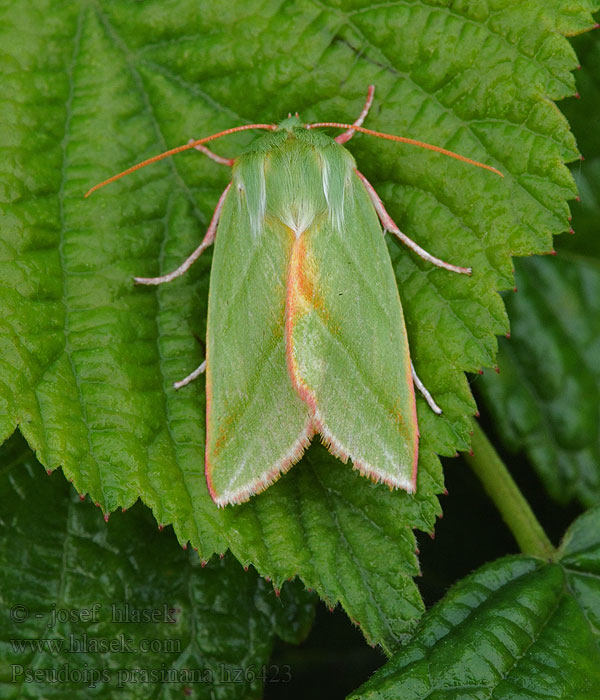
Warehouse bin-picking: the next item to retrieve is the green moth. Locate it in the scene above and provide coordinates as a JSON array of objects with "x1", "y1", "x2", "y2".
[{"x1": 87, "y1": 87, "x2": 502, "y2": 507}]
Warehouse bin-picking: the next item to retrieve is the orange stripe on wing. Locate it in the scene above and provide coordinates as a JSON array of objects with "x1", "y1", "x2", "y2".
[
  {"x1": 285, "y1": 228, "x2": 366, "y2": 465},
  {"x1": 204, "y1": 343, "x2": 217, "y2": 501},
  {"x1": 405, "y1": 363, "x2": 419, "y2": 491},
  {"x1": 284, "y1": 230, "x2": 319, "y2": 414},
  {"x1": 388, "y1": 303, "x2": 419, "y2": 490},
  {"x1": 205, "y1": 326, "x2": 241, "y2": 500},
  {"x1": 206, "y1": 224, "x2": 315, "y2": 507}
]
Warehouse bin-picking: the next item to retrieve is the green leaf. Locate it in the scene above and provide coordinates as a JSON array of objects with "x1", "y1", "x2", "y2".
[
  {"x1": 0, "y1": 0, "x2": 593, "y2": 649},
  {"x1": 479, "y1": 25, "x2": 600, "y2": 507},
  {"x1": 0, "y1": 433, "x2": 314, "y2": 698},
  {"x1": 349, "y1": 506, "x2": 600, "y2": 700}
]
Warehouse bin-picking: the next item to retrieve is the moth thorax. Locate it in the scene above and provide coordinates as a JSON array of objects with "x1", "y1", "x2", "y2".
[
  {"x1": 280, "y1": 201, "x2": 320, "y2": 238},
  {"x1": 278, "y1": 149, "x2": 352, "y2": 237},
  {"x1": 320, "y1": 153, "x2": 350, "y2": 233},
  {"x1": 234, "y1": 167, "x2": 266, "y2": 239},
  {"x1": 236, "y1": 142, "x2": 353, "y2": 238}
]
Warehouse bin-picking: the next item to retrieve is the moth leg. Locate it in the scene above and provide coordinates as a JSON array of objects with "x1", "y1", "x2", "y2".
[
  {"x1": 173, "y1": 360, "x2": 206, "y2": 390},
  {"x1": 411, "y1": 362, "x2": 442, "y2": 415},
  {"x1": 335, "y1": 85, "x2": 375, "y2": 145},
  {"x1": 187, "y1": 139, "x2": 234, "y2": 166},
  {"x1": 134, "y1": 182, "x2": 232, "y2": 285},
  {"x1": 355, "y1": 169, "x2": 472, "y2": 275}
]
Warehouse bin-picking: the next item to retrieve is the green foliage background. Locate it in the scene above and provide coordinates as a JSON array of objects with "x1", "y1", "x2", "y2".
[
  {"x1": 480, "y1": 27, "x2": 600, "y2": 508},
  {"x1": 353, "y1": 506, "x2": 600, "y2": 700},
  {"x1": 0, "y1": 434, "x2": 315, "y2": 699},
  {"x1": 0, "y1": 0, "x2": 599, "y2": 698}
]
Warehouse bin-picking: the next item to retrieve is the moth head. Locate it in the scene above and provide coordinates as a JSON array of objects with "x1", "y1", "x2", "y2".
[{"x1": 276, "y1": 115, "x2": 303, "y2": 133}]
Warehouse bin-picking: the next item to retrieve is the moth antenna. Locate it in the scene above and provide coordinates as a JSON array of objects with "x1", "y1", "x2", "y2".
[
  {"x1": 308, "y1": 122, "x2": 503, "y2": 177},
  {"x1": 85, "y1": 123, "x2": 277, "y2": 197}
]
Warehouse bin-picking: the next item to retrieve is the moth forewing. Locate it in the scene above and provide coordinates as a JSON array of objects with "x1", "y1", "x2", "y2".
[
  {"x1": 204, "y1": 144, "x2": 312, "y2": 506},
  {"x1": 285, "y1": 158, "x2": 419, "y2": 492}
]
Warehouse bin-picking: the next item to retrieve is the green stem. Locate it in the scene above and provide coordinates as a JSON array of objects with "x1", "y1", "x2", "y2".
[{"x1": 463, "y1": 420, "x2": 555, "y2": 559}]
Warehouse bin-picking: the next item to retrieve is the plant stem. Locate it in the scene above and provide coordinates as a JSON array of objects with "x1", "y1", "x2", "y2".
[{"x1": 463, "y1": 420, "x2": 555, "y2": 559}]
